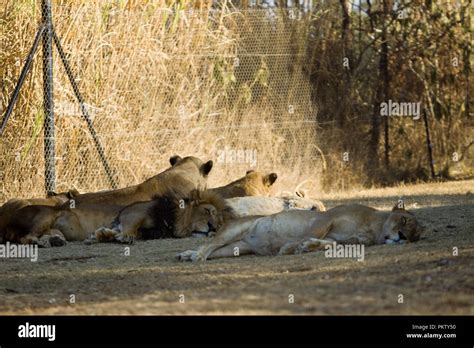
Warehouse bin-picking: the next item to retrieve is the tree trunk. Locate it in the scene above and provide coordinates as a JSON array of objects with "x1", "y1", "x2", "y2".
[
  {"x1": 461, "y1": 1, "x2": 471, "y2": 120},
  {"x1": 370, "y1": 88, "x2": 382, "y2": 171},
  {"x1": 381, "y1": 0, "x2": 391, "y2": 169},
  {"x1": 339, "y1": 0, "x2": 352, "y2": 128},
  {"x1": 423, "y1": 109, "x2": 436, "y2": 178},
  {"x1": 368, "y1": 0, "x2": 379, "y2": 171}
]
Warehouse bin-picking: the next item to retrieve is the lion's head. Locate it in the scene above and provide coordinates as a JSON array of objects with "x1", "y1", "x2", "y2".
[
  {"x1": 46, "y1": 188, "x2": 80, "y2": 205},
  {"x1": 174, "y1": 190, "x2": 236, "y2": 238},
  {"x1": 183, "y1": 203, "x2": 224, "y2": 238},
  {"x1": 380, "y1": 203, "x2": 425, "y2": 244},
  {"x1": 209, "y1": 170, "x2": 278, "y2": 198},
  {"x1": 243, "y1": 170, "x2": 278, "y2": 196},
  {"x1": 168, "y1": 155, "x2": 214, "y2": 191}
]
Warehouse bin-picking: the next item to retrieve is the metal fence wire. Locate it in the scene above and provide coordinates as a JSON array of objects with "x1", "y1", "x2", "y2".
[
  {"x1": 1, "y1": 1, "x2": 470, "y2": 202},
  {"x1": 0, "y1": 1, "x2": 328, "y2": 202}
]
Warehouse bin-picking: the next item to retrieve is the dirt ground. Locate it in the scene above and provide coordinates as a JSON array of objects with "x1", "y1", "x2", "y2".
[{"x1": 0, "y1": 180, "x2": 473, "y2": 315}]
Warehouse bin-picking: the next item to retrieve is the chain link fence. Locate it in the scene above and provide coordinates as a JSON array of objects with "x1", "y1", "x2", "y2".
[
  {"x1": 0, "y1": 1, "x2": 331, "y2": 202},
  {"x1": 2, "y1": 1, "x2": 470, "y2": 203}
]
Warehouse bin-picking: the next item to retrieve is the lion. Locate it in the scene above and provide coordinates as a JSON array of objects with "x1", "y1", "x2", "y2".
[
  {"x1": 91, "y1": 191, "x2": 236, "y2": 243},
  {"x1": 0, "y1": 155, "x2": 214, "y2": 246},
  {"x1": 0, "y1": 188, "x2": 79, "y2": 211},
  {"x1": 91, "y1": 189, "x2": 325, "y2": 243},
  {"x1": 0, "y1": 189, "x2": 79, "y2": 243},
  {"x1": 207, "y1": 170, "x2": 278, "y2": 198},
  {"x1": 1, "y1": 203, "x2": 123, "y2": 246},
  {"x1": 177, "y1": 202, "x2": 427, "y2": 262},
  {"x1": 70, "y1": 155, "x2": 213, "y2": 207}
]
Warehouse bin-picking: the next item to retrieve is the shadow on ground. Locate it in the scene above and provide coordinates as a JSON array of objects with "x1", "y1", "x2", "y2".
[{"x1": 0, "y1": 192, "x2": 473, "y2": 314}]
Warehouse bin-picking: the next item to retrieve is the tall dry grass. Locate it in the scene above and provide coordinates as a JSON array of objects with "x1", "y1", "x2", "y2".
[
  {"x1": 1, "y1": 1, "x2": 470, "y2": 203},
  {"x1": 0, "y1": 0, "x2": 323, "y2": 202}
]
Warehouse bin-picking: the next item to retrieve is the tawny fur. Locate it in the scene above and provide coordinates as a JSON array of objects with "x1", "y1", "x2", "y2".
[
  {"x1": 207, "y1": 170, "x2": 278, "y2": 198},
  {"x1": 0, "y1": 189, "x2": 79, "y2": 242},
  {"x1": 177, "y1": 203, "x2": 427, "y2": 261},
  {"x1": 104, "y1": 189, "x2": 324, "y2": 241},
  {"x1": 0, "y1": 156, "x2": 213, "y2": 245}
]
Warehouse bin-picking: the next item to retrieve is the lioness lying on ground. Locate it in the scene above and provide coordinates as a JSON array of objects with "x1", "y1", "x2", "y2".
[
  {"x1": 0, "y1": 189, "x2": 79, "y2": 243},
  {"x1": 177, "y1": 202, "x2": 426, "y2": 262},
  {"x1": 71, "y1": 155, "x2": 213, "y2": 206},
  {"x1": 0, "y1": 155, "x2": 213, "y2": 246},
  {"x1": 0, "y1": 189, "x2": 80, "y2": 208},
  {"x1": 91, "y1": 189, "x2": 325, "y2": 243},
  {"x1": 208, "y1": 170, "x2": 278, "y2": 198}
]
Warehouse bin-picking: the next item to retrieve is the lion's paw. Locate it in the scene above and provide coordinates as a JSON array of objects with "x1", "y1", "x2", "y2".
[
  {"x1": 84, "y1": 233, "x2": 97, "y2": 245},
  {"x1": 93, "y1": 227, "x2": 120, "y2": 243},
  {"x1": 49, "y1": 235, "x2": 67, "y2": 247},
  {"x1": 278, "y1": 243, "x2": 296, "y2": 255},
  {"x1": 37, "y1": 237, "x2": 52, "y2": 248},
  {"x1": 192, "y1": 252, "x2": 205, "y2": 262},
  {"x1": 177, "y1": 250, "x2": 197, "y2": 261},
  {"x1": 115, "y1": 233, "x2": 135, "y2": 245},
  {"x1": 177, "y1": 250, "x2": 204, "y2": 262},
  {"x1": 295, "y1": 238, "x2": 323, "y2": 254}
]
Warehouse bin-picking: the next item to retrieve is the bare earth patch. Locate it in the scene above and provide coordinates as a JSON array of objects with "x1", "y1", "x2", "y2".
[{"x1": 1, "y1": 180, "x2": 473, "y2": 315}]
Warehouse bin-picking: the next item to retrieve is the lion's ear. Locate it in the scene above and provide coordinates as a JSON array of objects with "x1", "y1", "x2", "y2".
[
  {"x1": 392, "y1": 200, "x2": 405, "y2": 211},
  {"x1": 169, "y1": 155, "x2": 182, "y2": 166},
  {"x1": 246, "y1": 169, "x2": 255, "y2": 175},
  {"x1": 201, "y1": 160, "x2": 213, "y2": 176},
  {"x1": 265, "y1": 173, "x2": 278, "y2": 186},
  {"x1": 68, "y1": 188, "x2": 80, "y2": 198}
]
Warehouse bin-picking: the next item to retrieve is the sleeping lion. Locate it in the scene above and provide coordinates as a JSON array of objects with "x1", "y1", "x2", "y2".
[
  {"x1": 91, "y1": 189, "x2": 325, "y2": 243},
  {"x1": 177, "y1": 202, "x2": 427, "y2": 262}
]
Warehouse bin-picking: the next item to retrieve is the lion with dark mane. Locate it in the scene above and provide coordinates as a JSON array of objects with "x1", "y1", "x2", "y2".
[
  {"x1": 0, "y1": 155, "x2": 213, "y2": 246},
  {"x1": 92, "y1": 189, "x2": 324, "y2": 243},
  {"x1": 93, "y1": 190, "x2": 237, "y2": 242}
]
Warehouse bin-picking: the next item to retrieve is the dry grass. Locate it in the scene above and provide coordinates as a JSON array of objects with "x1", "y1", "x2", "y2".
[
  {"x1": 0, "y1": 1, "x2": 322, "y2": 202},
  {"x1": 0, "y1": 1, "x2": 471, "y2": 203},
  {"x1": 318, "y1": 179, "x2": 474, "y2": 201}
]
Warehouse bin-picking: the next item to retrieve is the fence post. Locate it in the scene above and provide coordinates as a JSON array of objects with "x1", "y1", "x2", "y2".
[{"x1": 42, "y1": 0, "x2": 56, "y2": 194}]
